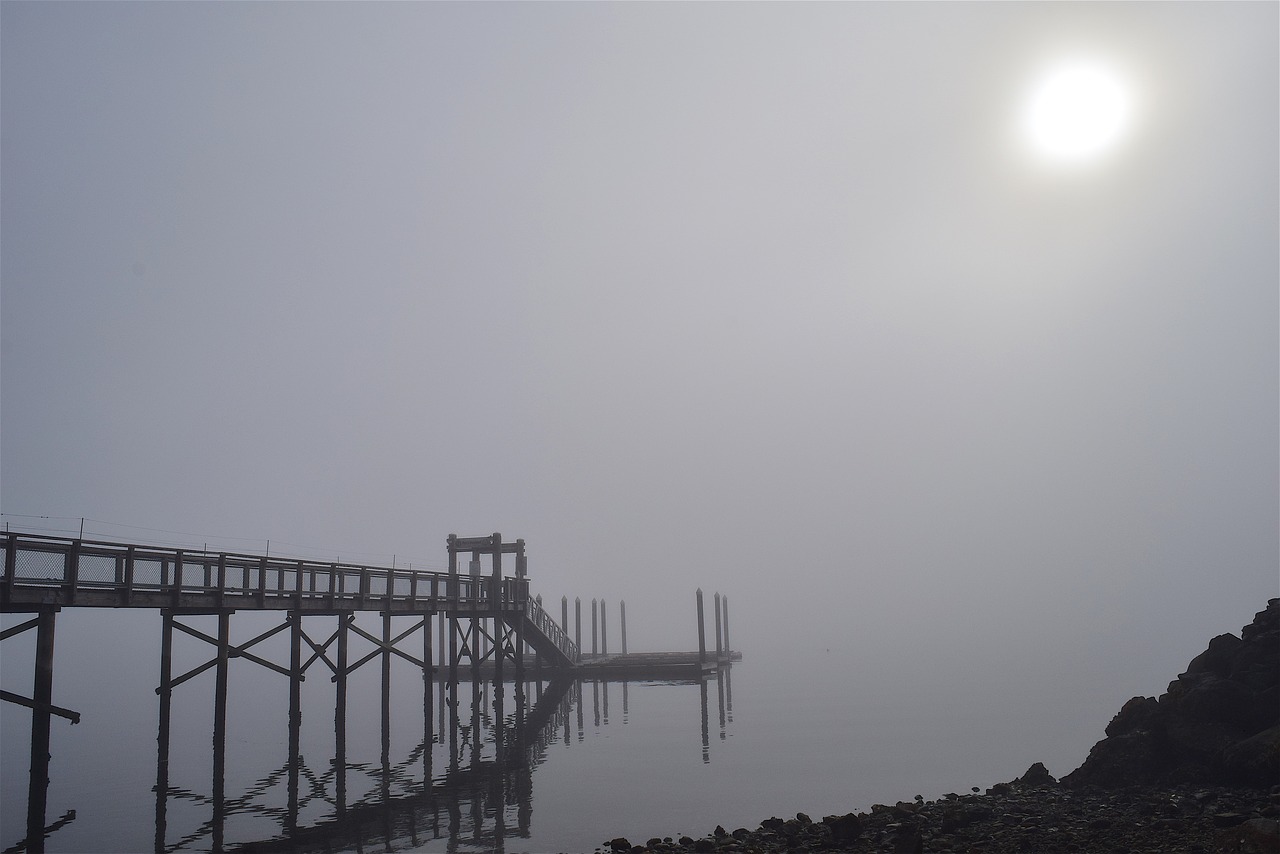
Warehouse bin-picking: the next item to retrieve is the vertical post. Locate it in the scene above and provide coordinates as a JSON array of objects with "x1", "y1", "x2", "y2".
[
  {"x1": 601, "y1": 598, "x2": 608, "y2": 656},
  {"x1": 591, "y1": 598, "x2": 598, "y2": 656},
  {"x1": 574, "y1": 597, "x2": 582, "y2": 664},
  {"x1": 561, "y1": 596, "x2": 569, "y2": 637},
  {"x1": 382, "y1": 611, "x2": 392, "y2": 768},
  {"x1": 696, "y1": 589, "x2": 706, "y2": 666},
  {"x1": 123, "y1": 546, "x2": 136, "y2": 607},
  {"x1": 722, "y1": 595, "x2": 730, "y2": 659},
  {"x1": 4, "y1": 532, "x2": 17, "y2": 603},
  {"x1": 714, "y1": 592, "x2": 723, "y2": 663},
  {"x1": 380, "y1": 612, "x2": 392, "y2": 816},
  {"x1": 287, "y1": 612, "x2": 302, "y2": 837},
  {"x1": 26, "y1": 608, "x2": 56, "y2": 854},
  {"x1": 335, "y1": 614, "x2": 349, "y2": 816},
  {"x1": 155, "y1": 611, "x2": 173, "y2": 854},
  {"x1": 492, "y1": 534, "x2": 503, "y2": 685},
  {"x1": 212, "y1": 611, "x2": 230, "y2": 854},
  {"x1": 620, "y1": 600, "x2": 628, "y2": 654},
  {"x1": 423, "y1": 613, "x2": 433, "y2": 787}
]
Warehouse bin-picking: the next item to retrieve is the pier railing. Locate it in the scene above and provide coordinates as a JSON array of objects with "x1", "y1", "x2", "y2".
[
  {"x1": 525, "y1": 595, "x2": 578, "y2": 663},
  {"x1": 1, "y1": 531, "x2": 527, "y2": 614}
]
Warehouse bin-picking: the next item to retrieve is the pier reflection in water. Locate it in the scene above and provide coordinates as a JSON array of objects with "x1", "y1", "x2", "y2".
[{"x1": 139, "y1": 667, "x2": 733, "y2": 854}]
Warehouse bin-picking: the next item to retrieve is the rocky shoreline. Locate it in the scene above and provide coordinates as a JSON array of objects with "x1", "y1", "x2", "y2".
[
  {"x1": 599, "y1": 777, "x2": 1279, "y2": 853},
  {"x1": 597, "y1": 600, "x2": 1279, "y2": 854}
]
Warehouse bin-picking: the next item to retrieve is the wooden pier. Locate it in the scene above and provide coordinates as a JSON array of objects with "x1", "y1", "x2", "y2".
[{"x1": 0, "y1": 528, "x2": 738, "y2": 853}]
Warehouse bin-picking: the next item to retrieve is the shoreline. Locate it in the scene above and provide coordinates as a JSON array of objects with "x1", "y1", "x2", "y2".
[{"x1": 597, "y1": 778, "x2": 1279, "y2": 854}]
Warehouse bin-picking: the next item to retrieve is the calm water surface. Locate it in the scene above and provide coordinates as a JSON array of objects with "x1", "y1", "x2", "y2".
[{"x1": 1, "y1": 611, "x2": 1097, "y2": 853}]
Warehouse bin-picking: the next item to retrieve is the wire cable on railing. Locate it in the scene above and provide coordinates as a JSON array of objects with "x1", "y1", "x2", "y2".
[{"x1": 0, "y1": 513, "x2": 446, "y2": 572}]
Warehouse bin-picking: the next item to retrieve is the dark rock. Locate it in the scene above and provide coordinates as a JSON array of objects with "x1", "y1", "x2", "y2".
[
  {"x1": 693, "y1": 839, "x2": 714, "y2": 853},
  {"x1": 608, "y1": 838, "x2": 631, "y2": 851},
  {"x1": 713, "y1": 825, "x2": 726, "y2": 838},
  {"x1": 1217, "y1": 818, "x2": 1280, "y2": 854},
  {"x1": 821, "y1": 813, "x2": 862, "y2": 843},
  {"x1": 892, "y1": 822, "x2": 923, "y2": 854},
  {"x1": 1018, "y1": 762, "x2": 1057, "y2": 787},
  {"x1": 1066, "y1": 599, "x2": 1279, "y2": 789}
]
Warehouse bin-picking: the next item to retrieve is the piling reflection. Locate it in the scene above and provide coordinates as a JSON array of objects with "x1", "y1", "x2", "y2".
[{"x1": 145, "y1": 667, "x2": 734, "y2": 854}]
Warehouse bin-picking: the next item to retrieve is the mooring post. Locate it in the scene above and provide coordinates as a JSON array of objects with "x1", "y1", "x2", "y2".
[
  {"x1": 601, "y1": 598, "x2": 608, "y2": 655},
  {"x1": 722, "y1": 594, "x2": 730, "y2": 659},
  {"x1": 574, "y1": 597, "x2": 582, "y2": 663},
  {"x1": 714, "y1": 592, "x2": 723, "y2": 663},
  {"x1": 26, "y1": 607, "x2": 56, "y2": 854},
  {"x1": 561, "y1": 595, "x2": 569, "y2": 637},
  {"x1": 591, "y1": 598, "x2": 598, "y2": 656},
  {"x1": 696, "y1": 588, "x2": 706, "y2": 666},
  {"x1": 620, "y1": 600, "x2": 628, "y2": 654}
]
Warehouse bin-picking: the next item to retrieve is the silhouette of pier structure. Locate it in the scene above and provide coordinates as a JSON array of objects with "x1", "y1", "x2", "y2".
[{"x1": 0, "y1": 529, "x2": 737, "y2": 853}]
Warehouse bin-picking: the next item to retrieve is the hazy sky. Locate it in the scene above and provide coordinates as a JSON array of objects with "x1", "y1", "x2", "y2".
[{"x1": 2, "y1": 2, "x2": 1276, "y2": 722}]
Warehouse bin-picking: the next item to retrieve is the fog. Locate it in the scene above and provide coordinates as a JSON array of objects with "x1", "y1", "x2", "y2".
[{"x1": 2, "y1": 1, "x2": 1276, "y2": 776}]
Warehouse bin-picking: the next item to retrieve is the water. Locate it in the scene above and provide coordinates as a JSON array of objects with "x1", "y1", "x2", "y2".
[{"x1": 1, "y1": 610, "x2": 1101, "y2": 854}]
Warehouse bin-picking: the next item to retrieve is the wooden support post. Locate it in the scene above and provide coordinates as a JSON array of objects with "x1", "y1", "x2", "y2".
[
  {"x1": 64, "y1": 540, "x2": 79, "y2": 604},
  {"x1": 492, "y1": 534, "x2": 503, "y2": 684},
  {"x1": 714, "y1": 592, "x2": 723, "y2": 663},
  {"x1": 601, "y1": 598, "x2": 608, "y2": 655},
  {"x1": 561, "y1": 596, "x2": 569, "y2": 637},
  {"x1": 696, "y1": 589, "x2": 706, "y2": 666},
  {"x1": 26, "y1": 608, "x2": 56, "y2": 854},
  {"x1": 574, "y1": 598, "x2": 582, "y2": 663},
  {"x1": 438, "y1": 609, "x2": 446, "y2": 674},
  {"x1": 169, "y1": 553, "x2": 181, "y2": 607},
  {"x1": 212, "y1": 611, "x2": 230, "y2": 854},
  {"x1": 591, "y1": 598, "x2": 598, "y2": 656},
  {"x1": 381, "y1": 612, "x2": 392, "y2": 808},
  {"x1": 3, "y1": 533, "x2": 16, "y2": 604},
  {"x1": 123, "y1": 546, "x2": 135, "y2": 607},
  {"x1": 621, "y1": 600, "x2": 628, "y2": 654},
  {"x1": 423, "y1": 613, "x2": 433, "y2": 788},
  {"x1": 335, "y1": 614, "x2": 349, "y2": 816},
  {"x1": 287, "y1": 611, "x2": 302, "y2": 836},
  {"x1": 155, "y1": 611, "x2": 173, "y2": 854},
  {"x1": 381, "y1": 611, "x2": 392, "y2": 763},
  {"x1": 216, "y1": 554, "x2": 227, "y2": 609}
]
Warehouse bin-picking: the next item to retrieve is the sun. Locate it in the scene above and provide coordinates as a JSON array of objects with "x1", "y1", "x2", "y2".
[{"x1": 1022, "y1": 61, "x2": 1132, "y2": 162}]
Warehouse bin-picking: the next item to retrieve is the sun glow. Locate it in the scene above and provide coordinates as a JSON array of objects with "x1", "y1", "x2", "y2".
[{"x1": 1022, "y1": 61, "x2": 1132, "y2": 162}]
